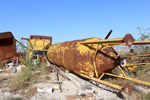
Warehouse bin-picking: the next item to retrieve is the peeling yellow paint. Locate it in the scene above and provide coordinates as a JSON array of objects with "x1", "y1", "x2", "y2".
[
  {"x1": 96, "y1": 58, "x2": 104, "y2": 66},
  {"x1": 28, "y1": 38, "x2": 52, "y2": 57},
  {"x1": 76, "y1": 38, "x2": 102, "y2": 55},
  {"x1": 48, "y1": 37, "x2": 118, "y2": 78}
]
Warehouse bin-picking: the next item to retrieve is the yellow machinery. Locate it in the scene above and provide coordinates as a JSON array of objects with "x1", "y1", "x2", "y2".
[
  {"x1": 48, "y1": 31, "x2": 150, "y2": 90},
  {"x1": 22, "y1": 35, "x2": 52, "y2": 59}
]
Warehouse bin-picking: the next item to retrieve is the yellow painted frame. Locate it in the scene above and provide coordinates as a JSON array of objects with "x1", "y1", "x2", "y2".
[
  {"x1": 79, "y1": 65, "x2": 150, "y2": 90},
  {"x1": 78, "y1": 45, "x2": 150, "y2": 90}
]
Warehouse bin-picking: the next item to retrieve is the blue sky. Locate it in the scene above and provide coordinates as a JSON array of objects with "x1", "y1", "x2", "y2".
[{"x1": 0, "y1": 0, "x2": 150, "y2": 44}]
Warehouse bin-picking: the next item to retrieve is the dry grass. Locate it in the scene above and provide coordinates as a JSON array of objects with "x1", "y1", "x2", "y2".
[
  {"x1": 104, "y1": 66, "x2": 150, "y2": 99},
  {"x1": 3, "y1": 96, "x2": 25, "y2": 100},
  {"x1": 8, "y1": 56, "x2": 50, "y2": 91},
  {"x1": 9, "y1": 73, "x2": 27, "y2": 91},
  {"x1": 26, "y1": 86, "x2": 37, "y2": 98},
  {"x1": 0, "y1": 76, "x2": 3, "y2": 83},
  {"x1": 107, "y1": 66, "x2": 150, "y2": 86},
  {"x1": 9, "y1": 68, "x2": 38, "y2": 91}
]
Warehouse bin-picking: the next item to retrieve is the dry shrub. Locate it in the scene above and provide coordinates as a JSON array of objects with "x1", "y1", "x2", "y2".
[
  {"x1": 9, "y1": 67, "x2": 36, "y2": 91},
  {"x1": 136, "y1": 74, "x2": 150, "y2": 82},
  {"x1": 108, "y1": 67, "x2": 150, "y2": 100},
  {"x1": 9, "y1": 61, "x2": 50, "y2": 91},
  {"x1": 128, "y1": 90, "x2": 143, "y2": 100},
  {"x1": 26, "y1": 86, "x2": 37, "y2": 98},
  {"x1": 9, "y1": 73, "x2": 25, "y2": 91}
]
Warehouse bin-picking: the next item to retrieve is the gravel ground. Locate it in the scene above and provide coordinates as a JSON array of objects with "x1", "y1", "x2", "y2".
[{"x1": 0, "y1": 71, "x2": 124, "y2": 100}]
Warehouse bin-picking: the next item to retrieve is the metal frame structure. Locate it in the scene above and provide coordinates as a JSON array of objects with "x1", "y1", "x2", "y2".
[
  {"x1": 77, "y1": 46, "x2": 150, "y2": 90},
  {"x1": 78, "y1": 66, "x2": 150, "y2": 90},
  {"x1": 126, "y1": 63, "x2": 150, "y2": 72},
  {"x1": 78, "y1": 34, "x2": 150, "y2": 90},
  {"x1": 122, "y1": 54, "x2": 150, "y2": 72}
]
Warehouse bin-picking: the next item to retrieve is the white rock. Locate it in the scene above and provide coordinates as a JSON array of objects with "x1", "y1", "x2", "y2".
[
  {"x1": 37, "y1": 88, "x2": 52, "y2": 93},
  {"x1": 44, "y1": 88, "x2": 53, "y2": 93},
  {"x1": 53, "y1": 85, "x2": 60, "y2": 90},
  {"x1": 8, "y1": 63, "x2": 14, "y2": 66},
  {"x1": 8, "y1": 66, "x2": 16, "y2": 73},
  {"x1": 17, "y1": 65, "x2": 26, "y2": 72}
]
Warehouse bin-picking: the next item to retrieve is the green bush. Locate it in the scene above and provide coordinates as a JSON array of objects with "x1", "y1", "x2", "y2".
[{"x1": 144, "y1": 92, "x2": 150, "y2": 100}]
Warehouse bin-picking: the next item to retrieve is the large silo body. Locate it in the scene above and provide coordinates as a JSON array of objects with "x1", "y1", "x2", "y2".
[{"x1": 47, "y1": 37, "x2": 119, "y2": 77}]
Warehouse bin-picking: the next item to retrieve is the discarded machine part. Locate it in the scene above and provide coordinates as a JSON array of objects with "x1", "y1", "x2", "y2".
[
  {"x1": 48, "y1": 33, "x2": 150, "y2": 90},
  {"x1": 121, "y1": 54, "x2": 150, "y2": 72},
  {"x1": 105, "y1": 30, "x2": 112, "y2": 39},
  {"x1": 27, "y1": 35, "x2": 52, "y2": 58},
  {"x1": 130, "y1": 49, "x2": 134, "y2": 53},
  {"x1": 122, "y1": 54, "x2": 150, "y2": 63},
  {"x1": 65, "y1": 93, "x2": 94, "y2": 100},
  {"x1": 120, "y1": 58, "x2": 127, "y2": 67},
  {"x1": 122, "y1": 83, "x2": 133, "y2": 96},
  {"x1": 0, "y1": 32, "x2": 16, "y2": 63}
]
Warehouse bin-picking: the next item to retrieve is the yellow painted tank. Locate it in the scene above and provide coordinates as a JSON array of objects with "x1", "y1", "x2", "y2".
[
  {"x1": 47, "y1": 37, "x2": 120, "y2": 77},
  {"x1": 28, "y1": 35, "x2": 52, "y2": 57}
]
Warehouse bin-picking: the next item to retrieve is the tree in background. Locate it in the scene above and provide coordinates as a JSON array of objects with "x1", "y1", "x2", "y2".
[{"x1": 133, "y1": 27, "x2": 150, "y2": 54}]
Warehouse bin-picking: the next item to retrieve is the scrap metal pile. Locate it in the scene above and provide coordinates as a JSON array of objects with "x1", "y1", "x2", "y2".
[
  {"x1": 0, "y1": 30, "x2": 150, "y2": 92},
  {"x1": 121, "y1": 54, "x2": 150, "y2": 73}
]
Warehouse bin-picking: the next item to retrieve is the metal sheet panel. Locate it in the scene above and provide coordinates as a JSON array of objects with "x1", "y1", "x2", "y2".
[{"x1": 0, "y1": 32, "x2": 16, "y2": 63}]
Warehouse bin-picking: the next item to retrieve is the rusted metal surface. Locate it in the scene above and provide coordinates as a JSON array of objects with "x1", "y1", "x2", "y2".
[
  {"x1": 41, "y1": 56, "x2": 47, "y2": 64},
  {"x1": 122, "y1": 83, "x2": 133, "y2": 96},
  {"x1": 30, "y1": 35, "x2": 52, "y2": 41},
  {"x1": 48, "y1": 37, "x2": 120, "y2": 77},
  {"x1": 0, "y1": 32, "x2": 16, "y2": 63},
  {"x1": 105, "y1": 30, "x2": 112, "y2": 39},
  {"x1": 122, "y1": 34, "x2": 135, "y2": 47},
  {"x1": 79, "y1": 34, "x2": 135, "y2": 47},
  {"x1": 65, "y1": 93, "x2": 94, "y2": 100}
]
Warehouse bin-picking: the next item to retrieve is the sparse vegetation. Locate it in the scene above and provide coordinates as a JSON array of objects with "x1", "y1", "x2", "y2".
[
  {"x1": 103, "y1": 65, "x2": 150, "y2": 100},
  {"x1": 144, "y1": 92, "x2": 150, "y2": 100},
  {"x1": 26, "y1": 86, "x2": 37, "y2": 98},
  {"x1": 133, "y1": 27, "x2": 150, "y2": 55},
  {"x1": 9, "y1": 50, "x2": 49, "y2": 91}
]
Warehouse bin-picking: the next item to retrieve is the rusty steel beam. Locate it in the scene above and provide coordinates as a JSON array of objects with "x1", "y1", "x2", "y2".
[
  {"x1": 80, "y1": 34, "x2": 135, "y2": 47},
  {"x1": 105, "y1": 30, "x2": 112, "y2": 39},
  {"x1": 30, "y1": 35, "x2": 52, "y2": 41},
  {"x1": 21, "y1": 37, "x2": 29, "y2": 41},
  {"x1": 133, "y1": 40, "x2": 150, "y2": 45},
  {"x1": 16, "y1": 40, "x2": 28, "y2": 49}
]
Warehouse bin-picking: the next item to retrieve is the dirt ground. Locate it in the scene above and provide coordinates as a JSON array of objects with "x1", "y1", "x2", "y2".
[{"x1": 0, "y1": 70, "x2": 125, "y2": 100}]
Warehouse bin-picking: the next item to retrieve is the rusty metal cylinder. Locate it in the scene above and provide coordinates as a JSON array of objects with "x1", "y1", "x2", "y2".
[{"x1": 47, "y1": 38, "x2": 120, "y2": 77}]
